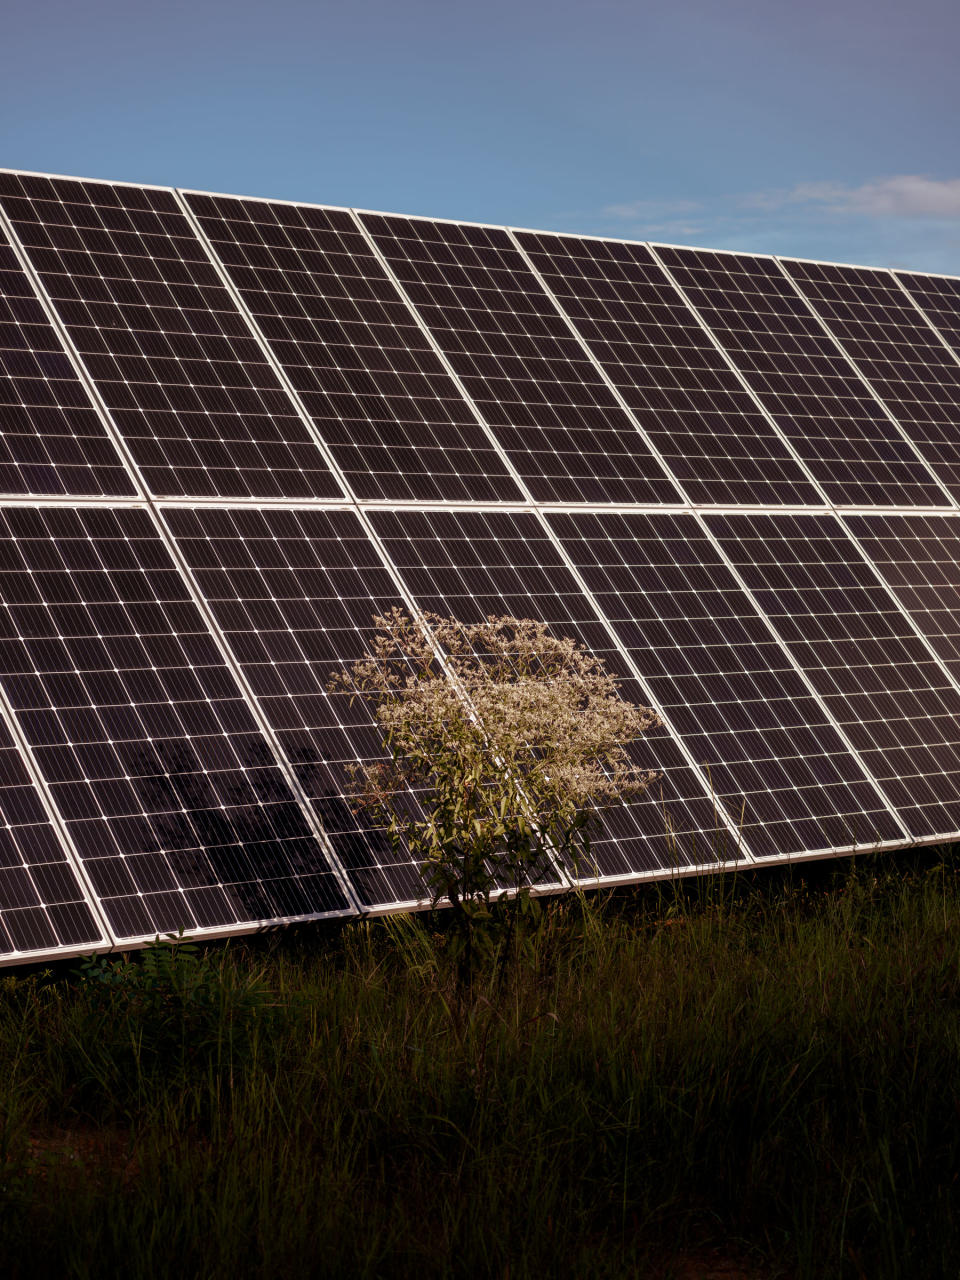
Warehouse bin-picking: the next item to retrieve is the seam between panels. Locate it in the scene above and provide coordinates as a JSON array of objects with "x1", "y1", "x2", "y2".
[
  {"x1": 353, "y1": 215, "x2": 759, "y2": 869},
  {"x1": 346, "y1": 210, "x2": 538, "y2": 507},
  {"x1": 145, "y1": 496, "x2": 955, "y2": 517},
  {"x1": 771, "y1": 257, "x2": 960, "y2": 510},
  {"x1": 506, "y1": 230, "x2": 695, "y2": 504},
  {"x1": 690, "y1": 512, "x2": 913, "y2": 846},
  {"x1": 0, "y1": 197, "x2": 363, "y2": 922},
  {"x1": 527, "y1": 507, "x2": 760, "y2": 868},
  {"x1": 890, "y1": 271, "x2": 960, "y2": 372}
]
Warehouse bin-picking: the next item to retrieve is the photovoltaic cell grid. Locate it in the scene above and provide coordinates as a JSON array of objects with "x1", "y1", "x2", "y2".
[
  {"x1": 181, "y1": 193, "x2": 524, "y2": 505},
  {"x1": 0, "y1": 223, "x2": 135, "y2": 498},
  {"x1": 0, "y1": 506, "x2": 349, "y2": 940},
  {"x1": 360, "y1": 213, "x2": 683, "y2": 506},
  {"x1": 707, "y1": 512, "x2": 960, "y2": 842},
  {"x1": 547, "y1": 510, "x2": 902, "y2": 856},
  {"x1": 781, "y1": 258, "x2": 960, "y2": 503},
  {"x1": 368, "y1": 507, "x2": 736, "y2": 876},
  {"x1": 513, "y1": 232, "x2": 821, "y2": 507},
  {"x1": 843, "y1": 513, "x2": 960, "y2": 684},
  {"x1": 896, "y1": 271, "x2": 960, "y2": 358},
  {"x1": 0, "y1": 173, "x2": 342, "y2": 502},
  {"x1": 0, "y1": 713, "x2": 106, "y2": 956},
  {"x1": 162, "y1": 505, "x2": 429, "y2": 908},
  {"x1": 654, "y1": 246, "x2": 948, "y2": 508}
]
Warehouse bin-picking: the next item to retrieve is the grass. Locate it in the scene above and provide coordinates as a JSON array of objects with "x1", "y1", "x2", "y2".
[{"x1": 0, "y1": 848, "x2": 958, "y2": 1278}]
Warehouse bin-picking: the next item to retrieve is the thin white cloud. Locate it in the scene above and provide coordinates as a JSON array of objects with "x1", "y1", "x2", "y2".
[
  {"x1": 594, "y1": 178, "x2": 960, "y2": 271},
  {"x1": 624, "y1": 222, "x2": 706, "y2": 240},
  {"x1": 747, "y1": 176, "x2": 960, "y2": 218},
  {"x1": 603, "y1": 197, "x2": 701, "y2": 219}
]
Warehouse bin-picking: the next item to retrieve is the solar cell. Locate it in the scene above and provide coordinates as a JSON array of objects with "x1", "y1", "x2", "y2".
[
  {"x1": 368, "y1": 507, "x2": 739, "y2": 876},
  {"x1": 0, "y1": 505, "x2": 350, "y2": 940},
  {"x1": 0, "y1": 221, "x2": 135, "y2": 498},
  {"x1": 181, "y1": 193, "x2": 524, "y2": 505},
  {"x1": 654, "y1": 246, "x2": 947, "y2": 508},
  {"x1": 707, "y1": 511, "x2": 960, "y2": 841},
  {"x1": 162, "y1": 505, "x2": 428, "y2": 908},
  {"x1": 359, "y1": 214, "x2": 683, "y2": 505},
  {"x1": 0, "y1": 711, "x2": 107, "y2": 956},
  {"x1": 779, "y1": 258, "x2": 960, "y2": 504},
  {"x1": 513, "y1": 231, "x2": 821, "y2": 506},
  {"x1": 0, "y1": 173, "x2": 343, "y2": 502},
  {"x1": 548, "y1": 510, "x2": 902, "y2": 856},
  {"x1": 843, "y1": 512, "x2": 960, "y2": 683}
]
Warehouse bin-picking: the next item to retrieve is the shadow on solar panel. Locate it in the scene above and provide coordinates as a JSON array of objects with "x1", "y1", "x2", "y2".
[{"x1": 161, "y1": 504, "x2": 438, "y2": 910}]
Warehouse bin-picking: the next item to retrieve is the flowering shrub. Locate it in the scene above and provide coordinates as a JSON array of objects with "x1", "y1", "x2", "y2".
[{"x1": 331, "y1": 610, "x2": 660, "y2": 977}]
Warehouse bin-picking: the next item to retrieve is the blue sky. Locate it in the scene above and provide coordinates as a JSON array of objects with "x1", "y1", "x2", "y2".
[{"x1": 3, "y1": 0, "x2": 959, "y2": 271}]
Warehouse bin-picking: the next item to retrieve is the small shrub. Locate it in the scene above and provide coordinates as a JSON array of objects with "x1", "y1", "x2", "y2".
[
  {"x1": 331, "y1": 609, "x2": 660, "y2": 983},
  {"x1": 67, "y1": 932, "x2": 277, "y2": 1112}
]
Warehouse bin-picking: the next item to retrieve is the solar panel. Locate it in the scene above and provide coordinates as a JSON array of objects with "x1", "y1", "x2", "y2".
[
  {"x1": 547, "y1": 509, "x2": 902, "y2": 856},
  {"x1": 0, "y1": 222, "x2": 136, "y2": 498},
  {"x1": 842, "y1": 512, "x2": 960, "y2": 682},
  {"x1": 706, "y1": 511, "x2": 960, "y2": 841},
  {"x1": 3, "y1": 165, "x2": 960, "y2": 963},
  {"x1": 162, "y1": 504, "x2": 428, "y2": 908},
  {"x1": 0, "y1": 505, "x2": 351, "y2": 941},
  {"x1": 653, "y1": 246, "x2": 948, "y2": 508},
  {"x1": 0, "y1": 173, "x2": 344, "y2": 502},
  {"x1": 0, "y1": 709, "x2": 107, "y2": 956},
  {"x1": 368, "y1": 507, "x2": 739, "y2": 877},
  {"x1": 358, "y1": 213, "x2": 684, "y2": 505},
  {"x1": 512, "y1": 232, "x2": 822, "y2": 507},
  {"x1": 779, "y1": 258, "x2": 960, "y2": 503},
  {"x1": 895, "y1": 270, "x2": 960, "y2": 357},
  {"x1": 180, "y1": 193, "x2": 525, "y2": 505}
]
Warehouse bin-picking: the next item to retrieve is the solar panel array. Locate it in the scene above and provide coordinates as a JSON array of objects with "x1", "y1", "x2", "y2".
[{"x1": 1, "y1": 166, "x2": 959, "y2": 963}]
